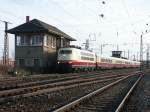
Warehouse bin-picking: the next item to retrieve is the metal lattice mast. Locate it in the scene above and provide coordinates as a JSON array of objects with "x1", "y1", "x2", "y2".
[
  {"x1": 0, "y1": 20, "x2": 11, "y2": 66},
  {"x1": 4, "y1": 22, "x2": 9, "y2": 65}
]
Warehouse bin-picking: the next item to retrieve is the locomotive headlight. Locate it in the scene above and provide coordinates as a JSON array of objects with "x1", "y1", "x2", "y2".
[{"x1": 57, "y1": 61, "x2": 60, "y2": 64}]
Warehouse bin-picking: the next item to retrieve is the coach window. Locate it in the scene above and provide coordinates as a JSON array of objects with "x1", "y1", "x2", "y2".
[{"x1": 90, "y1": 58, "x2": 94, "y2": 61}]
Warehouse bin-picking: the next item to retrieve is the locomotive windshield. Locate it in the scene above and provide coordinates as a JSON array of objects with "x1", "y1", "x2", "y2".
[{"x1": 59, "y1": 50, "x2": 72, "y2": 54}]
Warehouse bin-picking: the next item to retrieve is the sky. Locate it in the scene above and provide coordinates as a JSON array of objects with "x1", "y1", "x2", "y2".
[{"x1": 1, "y1": 0, "x2": 150, "y2": 60}]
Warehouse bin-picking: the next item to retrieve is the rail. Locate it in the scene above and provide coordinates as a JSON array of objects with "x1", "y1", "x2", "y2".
[
  {"x1": 115, "y1": 75, "x2": 142, "y2": 112},
  {"x1": 53, "y1": 74, "x2": 136, "y2": 112}
]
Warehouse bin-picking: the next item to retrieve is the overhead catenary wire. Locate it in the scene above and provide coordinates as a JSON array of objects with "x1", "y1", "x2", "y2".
[
  {"x1": 0, "y1": 6, "x2": 79, "y2": 35},
  {"x1": 0, "y1": 5, "x2": 73, "y2": 28},
  {"x1": 48, "y1": 0, "x2": 83, "y2": 25},
  {"x1": 78, "y1": 0, "x2": 99, "y2": 16},
  {"x1": 120, "y1": 0, "x2": 150, "y2": 34},
  {"x1": 0, "y1": 8, "x2": 24, "y2": 21}
]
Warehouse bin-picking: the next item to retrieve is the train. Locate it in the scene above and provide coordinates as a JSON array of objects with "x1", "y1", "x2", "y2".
[{"x1": 57, "y1": 46, "x2": 140, "y2": 72}]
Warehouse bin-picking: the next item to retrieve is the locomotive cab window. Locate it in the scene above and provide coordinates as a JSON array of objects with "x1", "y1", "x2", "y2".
[{"x1": 60, "y1": 50, "x2": 72, "y2": 54}]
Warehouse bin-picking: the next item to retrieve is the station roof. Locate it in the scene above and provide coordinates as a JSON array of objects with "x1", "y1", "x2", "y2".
[{"x1": 7, "y1": 19, "x2": 76, "y2": 41}]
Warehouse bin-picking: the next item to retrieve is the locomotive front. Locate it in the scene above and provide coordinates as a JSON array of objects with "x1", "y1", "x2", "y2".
[{"x1": 57, "y1": 48, "x2": 78, "y2": 72}]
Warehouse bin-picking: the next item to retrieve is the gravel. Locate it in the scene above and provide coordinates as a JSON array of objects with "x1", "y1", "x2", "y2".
[{"x1": 122, "y1": 73, "x2": 150, "y2": 112}]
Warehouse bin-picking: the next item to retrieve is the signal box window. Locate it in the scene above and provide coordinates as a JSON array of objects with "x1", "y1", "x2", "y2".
[
  {"x1": 31, "y1": 35, "x2": 42, "y2": 45},
  {"x1": 51, "y1": 37, "x2": 56, "y2": 48}
]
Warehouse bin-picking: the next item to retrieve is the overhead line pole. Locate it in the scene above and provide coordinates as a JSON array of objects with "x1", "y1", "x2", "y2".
[
  {"x1": 140, "y1": 34, "x2": 143, "y2": 71},
  {"x1": 128, "y1": 50, "x2": 129, "y2": 59},
  {"x1": 146, "y1": 44, "x2": 149, "y2": 68},
  {"x1": 0, "y1": 19, "x2": 12, "y2": 66}
]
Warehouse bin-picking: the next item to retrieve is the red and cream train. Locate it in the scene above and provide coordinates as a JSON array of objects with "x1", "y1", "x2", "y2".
[{"x1": 57, "y1": 47, "x2": 140, "y2": 72}]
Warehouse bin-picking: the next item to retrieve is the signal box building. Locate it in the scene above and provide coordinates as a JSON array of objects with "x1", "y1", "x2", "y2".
[
  {"x1": 7, "y1": 17, "x2": 76, "y2": 73},
  {"x1": 112, "y1": 51, "x2": 122, "y2": 58}
]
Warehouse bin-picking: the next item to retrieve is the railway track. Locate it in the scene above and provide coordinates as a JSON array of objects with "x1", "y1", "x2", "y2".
[
  {"x1": 0, "y1": 78, "x2": 122, "y2": 111},
  {"x1": 0, "y1": 71, "x2": 132, "y2": 92},
  {"x1": 0, "y1": 73, "x2": 118, "y2": 91},
  {"x1": 121, "y1": 71, "x2": 150, "y2": 112},
  {"x1": 0, "y1": 74, "x2": 124, "y2": 100},
  {"x1": 0, "y1": 70, "x2": 139, "y2": 98},
  {"x1": 53, "y1": 73, "x2": 142, "y2": 112},
  {"x1": 0, "y1": 69, "x2": 138, "y2": 91},
  {"x1": 0, "y1": 68, "x2": 137, "y2": 83},
  {"x1": 0, "y1": 69, "x2": 141, "y2": 112}
]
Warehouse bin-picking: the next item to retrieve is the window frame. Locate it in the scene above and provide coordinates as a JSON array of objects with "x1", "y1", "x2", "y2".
[
  {"x1": 31, "y1": 35, "x2": 43, "y2": 46},
  {"x1": 16, "y1": 34, "x2": 43, "y2": 46},
  {"x1": 51, "y1": 37, "x2": 56, "y2": 48}
]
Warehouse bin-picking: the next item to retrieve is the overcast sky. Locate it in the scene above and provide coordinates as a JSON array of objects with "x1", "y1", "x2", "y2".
[{"x1": 1, "y1": 0, "x2": 150, "y2": 60}]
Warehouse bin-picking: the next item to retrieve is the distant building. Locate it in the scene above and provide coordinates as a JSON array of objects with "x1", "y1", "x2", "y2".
[
  {"x1": 112, "y1": 51, "x2": 122, "y2": 58},
  {"x1": 7, "y1": 17, "x2": 76, "y2": 73}
]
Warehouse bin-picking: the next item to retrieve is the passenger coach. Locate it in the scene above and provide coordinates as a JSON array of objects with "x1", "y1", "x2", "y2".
[{"x1": 57, "y1": 47, "x2": 140, "y2": 72}]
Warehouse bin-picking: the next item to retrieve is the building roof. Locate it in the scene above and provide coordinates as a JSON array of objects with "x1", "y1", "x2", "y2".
[{"x1": 7, "y1": 19, "x2": 76, "y2": 41}]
